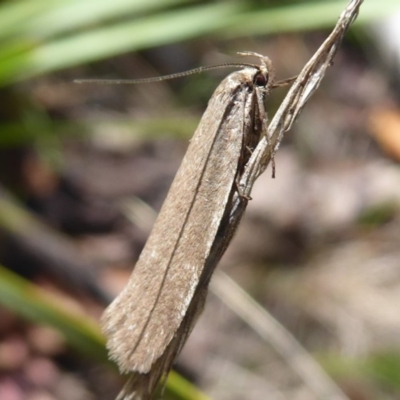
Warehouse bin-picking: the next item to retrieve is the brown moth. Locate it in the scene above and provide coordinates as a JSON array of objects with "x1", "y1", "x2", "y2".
[{"x1": 101, "y1": 53, "x2": 277, "y2": 400}]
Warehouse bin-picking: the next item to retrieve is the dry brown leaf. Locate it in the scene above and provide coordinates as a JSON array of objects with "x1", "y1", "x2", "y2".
[{"x1": 369, "y1": 108, "x2": 400, "y2": 161}]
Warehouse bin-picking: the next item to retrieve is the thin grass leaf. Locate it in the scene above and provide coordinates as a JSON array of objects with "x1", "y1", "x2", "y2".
[
  {"x1": 0, "y1": 0, "x2": 398, "y2": 85},
  {"x1": 0, "y1": 263, "x2": 108, "y2": 362},
  {"x1": 321, "y1": 352, "x2": 400, "y2": 393},
  {"x1": 165, "y1": 371, "x2": 211, "y2": 400},
  {"x1": 364, "y1": 353, "x2": 400, "y2": 391},
  {"x1": 223, "y1": 0, "x2": 400, "y2": 37},
  {"x1": 19, "y1": 0, "x2": 190, "y2": 41},
  {"x1": 0, "y1": 0, "x2": 53, "y2": 40},
  {"x1": 9, "y1": 2, "x2": 242, "y2": 82}
]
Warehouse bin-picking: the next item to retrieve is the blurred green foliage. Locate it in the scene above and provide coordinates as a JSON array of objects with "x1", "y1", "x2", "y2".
[{"x1": 0, "y1": 0, "x2": 398, "y2": 86}]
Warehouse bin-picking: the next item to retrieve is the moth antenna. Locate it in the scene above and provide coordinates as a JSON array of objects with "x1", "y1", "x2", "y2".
[
  {"x1": 74, "y1": 62, "x2": 260, "y2": 85},
  {"x1": 272, "y1": 75, "x2": 298, "y2": 88}
]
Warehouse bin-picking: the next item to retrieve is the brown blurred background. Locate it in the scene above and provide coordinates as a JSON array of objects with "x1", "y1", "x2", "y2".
[{"x1": 1, "y1": 1, "x2": 400, "y2": 399}]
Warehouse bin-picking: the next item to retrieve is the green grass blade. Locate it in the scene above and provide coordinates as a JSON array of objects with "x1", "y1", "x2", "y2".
[
  {"x1": 223, "y1": 0, "x2": 400, "y2": 37},
  {"x1": 0, "y1": 263, "x2": 108, "y2": 362},
  {"x1": 0, "y1": 0, "x2": 54, "y2": 40},
  {"x1": 21, "y1": 0, "x2": 190, "y2": 40},
  {"x1": 364, "y1": 353, "x2": 400, "y2": 391},
  {"x1": 0, "y1": 0, "x2": 399, "y2": 85},
  {"x1": 166, "y1": 371, "x2": 212, "y2": 400},
  {"x1": 0, "y1": 0, "x2": 188, "y2": 41},
  {"x1": 17, "y1": 2, "x2": 242, "y2": 80}
]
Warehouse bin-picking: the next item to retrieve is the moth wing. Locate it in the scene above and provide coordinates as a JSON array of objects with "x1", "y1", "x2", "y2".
[{"x1": 101, "y1": 73, "x2": 251, "y2": 373}]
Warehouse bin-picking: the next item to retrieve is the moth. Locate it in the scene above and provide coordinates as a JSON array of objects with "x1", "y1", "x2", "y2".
[{"x1": 98, "y1": 52, "x2": 288, "y2": 400}]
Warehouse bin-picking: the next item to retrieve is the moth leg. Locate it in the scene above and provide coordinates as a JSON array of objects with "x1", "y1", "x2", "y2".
[
  {"x1": 255, "y1": 89, "x2": 276, "y2": 179},
  {"x1": 243, "y1": 144, "x2": 274, "y2": 180},
  {"x1": 265, "y1": 126, "x2": 277, "y2": 179},
  {"x1": 245, "y1": 145, "x2": 254, "y2": 154},
  {"x1": 271, "y1": 156, "x2": 276, "y2": 179}
]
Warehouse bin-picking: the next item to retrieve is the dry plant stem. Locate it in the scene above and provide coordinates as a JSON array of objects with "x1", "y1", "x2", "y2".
[
  {"x1": 239, "y1": 0, "x2": 364, "y2": 196},
  {"x1": 211, "y1": 272, "x2": 350, "y2": 400},
  {"x1": 220, "y1": 1, "x2": 364, "y2": 398}
]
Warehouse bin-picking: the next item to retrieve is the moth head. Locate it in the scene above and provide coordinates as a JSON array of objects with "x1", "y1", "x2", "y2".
[
  {"x1": 237, "y1": 51, "x2": 295, "y2": 92},
  {"x1": 237, "y1": 52, "x2": 275, "y2": 91},
  {"x1": 257, "y1": 55, "x2": 275, "y2": 87}
]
